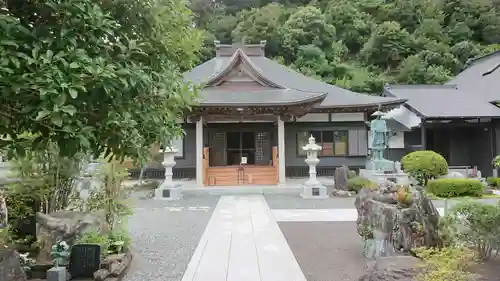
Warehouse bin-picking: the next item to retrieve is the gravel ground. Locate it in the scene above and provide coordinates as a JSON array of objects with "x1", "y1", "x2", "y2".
[
  {"x1": 123, "y1": 194, "x2": 220, "y2": 281},
  {"x1": 279, "y1": 221, "x2": 367, "y2": 281},
  {"x1": 265, "y1": 194, "x2": 500, "y2": 210}
]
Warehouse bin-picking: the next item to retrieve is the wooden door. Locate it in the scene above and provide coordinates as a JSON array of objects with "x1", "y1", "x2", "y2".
[{"x1": 209, "y1": 131, "x2": 226, "y2": 166}]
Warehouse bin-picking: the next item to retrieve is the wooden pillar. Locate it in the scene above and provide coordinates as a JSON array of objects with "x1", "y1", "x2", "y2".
[
  {"x1": 196, "y1": 116, "x2": 204, "y2": 186},
  {"x1": 277, "y1": 115, "x2": 286, "y2": 185}
]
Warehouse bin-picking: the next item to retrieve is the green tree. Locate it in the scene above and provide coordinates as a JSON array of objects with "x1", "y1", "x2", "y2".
[
  {"x1": 361, "y1": 21, "x2": 412, "y2": 70},
  {"x1": 325, "y1": 0, "x2": 373, "y2": 52},
  {"x1": 396, "y1": 56, "x2": 452, "y2": 84},
  {"x1": 232, "y1": 3, "x2": 290, "y2": 57},
  {"x1": 280, "y1": 5, "x2": 336, "y2": 62},
  {"x1": 0, "y1": 0, "x2": 201, "y2": 163},
  {"x1": 291, "y1": 45, "x2": 331, "y2": 77},
  {"x1": 205, "y1": 11, "x2": 238, "y2": 44}
]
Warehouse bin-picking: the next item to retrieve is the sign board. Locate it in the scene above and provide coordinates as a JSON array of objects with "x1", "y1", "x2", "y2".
[
  {"x1": 69, "y1": 244, "x2": 101, "y2": 278},
  {"x1": 240, "y1": 157, "x2": 247, "y2": 165}
]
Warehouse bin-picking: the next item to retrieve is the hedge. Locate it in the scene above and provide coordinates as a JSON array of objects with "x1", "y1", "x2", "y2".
[
  {"x1": 427, "y1": 178, "x2": 484, "y2": 198},
  {"x1": 346, "y1": 176, "x2": 376, "y2": 193},
  {"x1": 401, "y1": 150, "x2": 448, "y2": 185}
]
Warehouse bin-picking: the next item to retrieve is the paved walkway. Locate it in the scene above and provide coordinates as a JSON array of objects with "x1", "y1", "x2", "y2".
[{"x1": 181, "y1": 195, "x2": 307, "y2": 281}]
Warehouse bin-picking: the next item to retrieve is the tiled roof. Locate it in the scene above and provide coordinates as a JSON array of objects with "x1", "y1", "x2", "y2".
[
  {"x1": 446, "y1": 51, "x2": 500, "y2": 103},
  {"x1": 184, "y1": 54, "x2": 406, "y2": 108},
  {"x1": 384, "y1": 84, "x2": 500, "y2": 118}
]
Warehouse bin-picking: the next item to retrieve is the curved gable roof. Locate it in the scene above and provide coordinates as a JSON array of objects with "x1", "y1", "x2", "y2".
[{"x1": 184, "y1": 50, "x2": 406, "y2": 109}]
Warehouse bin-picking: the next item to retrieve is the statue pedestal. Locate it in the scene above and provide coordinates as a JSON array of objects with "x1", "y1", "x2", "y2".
[
  {"x1": 155, "y1": 182, "x2": 183, "y2": 200},
  {"x1": 300, "y1": 182, "x2": 329, "y2": 199},
  {"x1": 154, "y1": 147, "x2": 183, "y2": 200},
  {"x1": 47, "y1": 266, "x2": 66, "y2": 281},
  {"x1": 360, "y1": 161, "x2": 409, "y2": 185}
]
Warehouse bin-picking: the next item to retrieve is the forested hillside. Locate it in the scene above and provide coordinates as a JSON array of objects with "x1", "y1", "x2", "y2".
[{"x1": 191, "y1": 0, "x2": 500, "y2": 93}]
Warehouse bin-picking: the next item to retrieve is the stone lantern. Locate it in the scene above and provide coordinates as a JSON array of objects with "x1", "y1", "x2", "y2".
[
  {"x1": 154, "y1": 145, "x2": 183, "y2": 200},
  {"x1": 300, "y1": 135, "x2": 328, "y2": 199}
]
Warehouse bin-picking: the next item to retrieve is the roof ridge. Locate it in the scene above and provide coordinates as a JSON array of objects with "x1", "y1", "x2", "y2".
[
  {"x1": 464, "y1": 50, "x2": 500, "y2": 69},
  {"x1": 482, "y1": 62, "x2": 500, "y2": 76},
  {"x1": 204, "y1": 49, "x2": 287, "y2": 89}
]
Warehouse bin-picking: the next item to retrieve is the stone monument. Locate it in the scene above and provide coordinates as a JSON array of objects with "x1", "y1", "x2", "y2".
[
  {"x1": 359, "y1": 109, "x2": 409, "y2": 185},
  {"x1": 300, "y1": 136, "x2": 329, "y2": 199},
  {"x1": 154, "y1": 145, "x2": 182, "y2": 200}
]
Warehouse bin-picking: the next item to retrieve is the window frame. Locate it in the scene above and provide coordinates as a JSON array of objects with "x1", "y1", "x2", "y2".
[{"x1": 296, "y1": 130, "x2": 349, "y2": 157}]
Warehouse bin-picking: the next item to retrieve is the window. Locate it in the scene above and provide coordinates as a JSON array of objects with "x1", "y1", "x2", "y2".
[{"x1": 297, "y1": 130, "x2": 348, "y2": 156}]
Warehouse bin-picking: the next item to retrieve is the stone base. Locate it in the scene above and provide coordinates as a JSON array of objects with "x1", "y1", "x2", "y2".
[
  {"x1": 300, "y1": 184, "x2": 329, "y2": 199},
  {"x1": 359, "y1": 169, "x2": 410, "y2": 185},
  {"x1": 47, "y1": 266, "x2": 67, "y2": 281},
  {"x1": 154, "y1": 182, "x2": 183, "y2": 200}
]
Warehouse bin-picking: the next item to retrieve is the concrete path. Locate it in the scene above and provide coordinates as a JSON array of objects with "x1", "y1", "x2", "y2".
[{"x1": 181, "y1": 195, "x2": 307, "y2": 281}]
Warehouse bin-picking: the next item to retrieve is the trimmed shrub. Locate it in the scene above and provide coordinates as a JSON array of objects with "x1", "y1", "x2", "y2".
[
  {"x1": 427, "y1": 178, "x2": 483, "y2": 198},
  {"x1": 486, "y1": 177, "x2": 499, "y2": 187},
  {"x1": 346, "y1": 176, "x2": 376, "y2": 193},
  {"x1": 401, "y1": 150, "x2": 448, "y2": 185}
]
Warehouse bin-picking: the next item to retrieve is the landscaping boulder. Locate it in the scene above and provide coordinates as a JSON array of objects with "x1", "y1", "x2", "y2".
[
  {"x1": 358, "y1": 256, "x2": 421, "y2": 281},
  {"x1": 354, "y1": 184, "x2": 441, "y2": 254},
  {"x1": 36, "y1": 211, "x2": 108, "y2": 263},
  {"x1": 0, "y1": 249, "x2": 27, "y2": 281},
  {"x1": 334, "y1": 165, "x2": 350, "y2": 190},
  {"x1": 97, "y1": 250, "x2": 133, "y2": 281}
]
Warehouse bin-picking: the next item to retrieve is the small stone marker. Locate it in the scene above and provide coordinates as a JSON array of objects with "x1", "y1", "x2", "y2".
[
  {"x1": 47, "y1": 267, "x2": 66, "y2": 281},
  {"x1": 333, "y1": 165, "x2": 349, "y2": 190},
  {"x1": 68, "y1": 244, "x2": 101, "y2": 279}
]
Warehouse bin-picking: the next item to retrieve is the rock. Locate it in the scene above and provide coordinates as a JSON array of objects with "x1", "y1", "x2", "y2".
[
  {"x1": 93, "y1": 269, "x2": 110, "y2": 281},
  {"x1": 101, "y1": 253, "x2": 126, "y2": 271},
  {"x1": 0, "y1": 191, "x2": 8, "y2": 228},
  {"x1": 108, "y1": 250, "x2": 132, "y2": 278},
  {"x1": 334, "y1": 165, "x2": 350, "y2": 190},
  {"x1": 377, "y1": 180, "x2": 398, "y2": 193},
  {"x1": 355, "y1": 186, "x2": 441, "y2": 254},
  {"x1": 483, "y1": 189, "x2": 494, "y2": 195},
  {"x1": 358, "y1": 256, "x2": 421, "y2": 281},
  {"x1": 331, "y1": 189, "x2": 350, "y2": 197},
  {"x1": 36, "y1": 211, "x2": 108, "y2": 263},
  {"x1": 0, "y1": 249, "x2": 27, "y2": 281}
]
